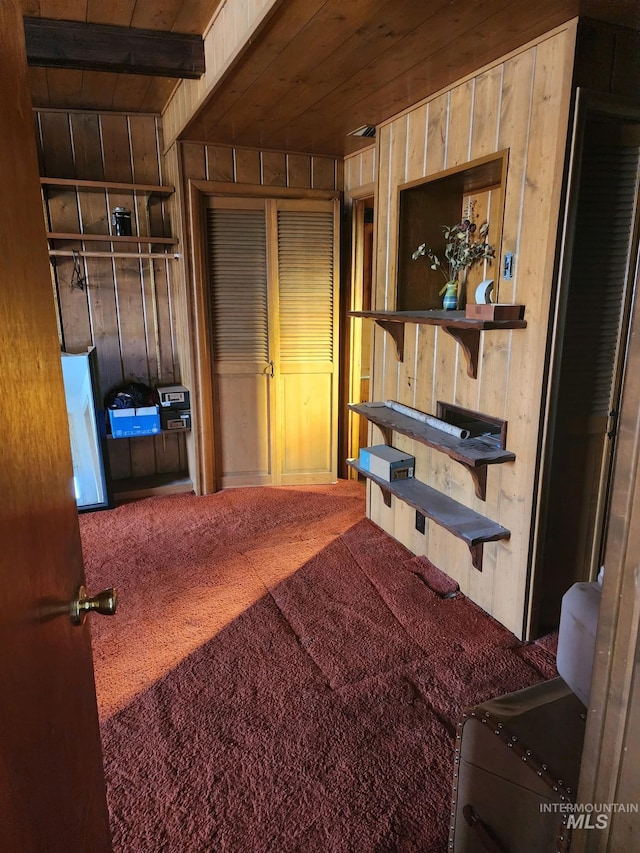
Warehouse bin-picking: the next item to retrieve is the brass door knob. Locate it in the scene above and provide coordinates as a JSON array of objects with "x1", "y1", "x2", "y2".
[{"x1": 70, "y1": 585, "x2": 118, "y2": 625}]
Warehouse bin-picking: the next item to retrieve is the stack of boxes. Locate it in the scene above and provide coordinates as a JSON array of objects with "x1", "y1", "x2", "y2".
[
  {"x1": 157, "y1": 385, "x2": 191, "y2": 432},
  {"x1": 107, "y1": 385, "x2": 191, "y2": 438}
]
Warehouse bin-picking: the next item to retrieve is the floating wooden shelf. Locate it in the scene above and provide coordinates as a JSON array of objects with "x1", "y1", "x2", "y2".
[
  {"x1": 41, "y1": 177, "x2": 174, "y2": 196},
  {"x1": 42, "y1": 177, "x2": 178, "y2": 258},
  {"x1": 348, "y1": 309, "x2": 527, "y2": 379},
  {"x1": 350, "y1": 402, "x2": 515, "y2": 500},
  {"x1": 47, "y1": 232, "x2": 177, "y2": 245},
  {"x1": 347, "y1": 459, "x2": 509, "y2": 571}
]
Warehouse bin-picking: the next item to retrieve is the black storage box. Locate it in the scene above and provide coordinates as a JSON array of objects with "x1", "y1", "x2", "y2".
[
  {"x1": 160, "y1": 408, "x2": 191, "y2": 431},
  {"x1": 157, "y1": 384, "x2": 190, "y2": 410}
]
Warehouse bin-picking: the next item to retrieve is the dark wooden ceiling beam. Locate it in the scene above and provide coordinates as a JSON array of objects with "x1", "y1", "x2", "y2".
[{"x1": 23, "y1": 17, "x2": 205, "y2": 79}]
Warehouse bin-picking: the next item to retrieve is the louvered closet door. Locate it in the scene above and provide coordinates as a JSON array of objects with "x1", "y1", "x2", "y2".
[
  {"x1": 545, "y1": 125, "x2": 640, "y2": 586},
  {"x1": 273, "y1": 199, "x2": 339, "y2": 484},
  {"x1": 562, "y1": 132, "x2": 640, "y2": 575},
  {"x1": 206, "y1": 198, "x2": 276, "y2": 488}
]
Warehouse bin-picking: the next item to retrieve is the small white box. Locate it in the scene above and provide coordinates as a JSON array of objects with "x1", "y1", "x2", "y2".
[{"x1": 359, "y1": 445, "x2": 415, "y2": 481}]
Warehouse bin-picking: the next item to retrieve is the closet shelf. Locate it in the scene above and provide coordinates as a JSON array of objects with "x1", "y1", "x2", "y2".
[
  {"x1": 47, "y1": 232, "x2": 177, "y2": 245},
  {"x1": 40, "y1": 177, "x2": 174, "y2": 196},
  {"x1": 348, "y1": 309, "x2": 527, "y2": 379},
  {"x1": 350, "y1": 402, "x2": 515, "y2": 500},
  {"x1": 42, "y1": 177, "x2": 178, "y2": 258},
  {"x1": 347, "y1": 459, "x2": 509, "y2": 571}
]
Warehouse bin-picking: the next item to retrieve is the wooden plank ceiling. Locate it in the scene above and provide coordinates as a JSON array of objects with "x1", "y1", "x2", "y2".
[{"x1": 24, "y1": 0, "x2": 639, "y2": 156}]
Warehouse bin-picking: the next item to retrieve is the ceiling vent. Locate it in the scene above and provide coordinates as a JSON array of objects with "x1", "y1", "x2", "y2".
[{"x1": 348, "y1": 125, "x2": 376, "y2": 138}]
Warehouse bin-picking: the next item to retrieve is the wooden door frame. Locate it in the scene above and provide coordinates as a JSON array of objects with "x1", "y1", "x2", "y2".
[
  {"x1": 573, "y1": 214, "x2": 640, "y2": 852},
  {"x1": 187, "y1": 179, "x2": 339, "y2": 494},
  {"x1": 528, "y1": 88, "x2": 640, "y2": 848},
  {"x1": 340, "y1": 185, "x2": 375, "y2": 479},
  {"x1": 528, "y1": 89, "x2": 640, "y2": 637}
]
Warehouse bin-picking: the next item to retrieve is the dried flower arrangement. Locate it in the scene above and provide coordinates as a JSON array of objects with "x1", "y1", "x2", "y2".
[{"x1": 412, "y1": 201, "x2": 495, "y2": 309}]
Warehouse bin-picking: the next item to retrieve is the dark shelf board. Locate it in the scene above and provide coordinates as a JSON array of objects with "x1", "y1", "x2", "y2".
[
  {"x1": 41, "y1": 177, "x2": 174, "y2": 196},
  {"x1": 348, "y1": 309, "x2": 527, "y2": 378},
  {"x1": 348, "y1": 308, "x2": 526, "y2": 330},
  {"x1": 47, "y1": 232, "x2": 177, "y2": 245},
  {"x1": 350, "y1": 402, "x2": 515, "y2": 500},
  {"x1": 347, "y1": 458, "x2": 510, "y2": 571}
]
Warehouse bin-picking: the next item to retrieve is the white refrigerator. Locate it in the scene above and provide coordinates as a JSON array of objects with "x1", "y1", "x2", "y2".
[{"x1": 61, "y1": 347, "x2": 111, "y2": 511}]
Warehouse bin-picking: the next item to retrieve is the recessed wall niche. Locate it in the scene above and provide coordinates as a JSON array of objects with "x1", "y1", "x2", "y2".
[{"x1": 396, "y1": 151, "x2": 508, "y2": 311}]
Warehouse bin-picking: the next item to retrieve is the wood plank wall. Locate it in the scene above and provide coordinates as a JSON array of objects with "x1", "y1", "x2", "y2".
[
  {"x1": 367, "y1": 23, "x2": 578, "y2": 638},
  {"x1": 574, "y1": 17, "x2": 640, "y2": 98},
  {"x1": 344, "y1": 147, "x2": 377, "y2": 196},
  {"x1": 35, "y1": 109, "x2": 187, "y2": 484},
  {"x1": 179, "y1": 141, "x2": 342, "y2": 190},
  {"x1": 162, "y1": 0, "x2": 280, "y2": 150},
  {"x1": 169, "y1": 139, "x2": 342, "y2": 493}
]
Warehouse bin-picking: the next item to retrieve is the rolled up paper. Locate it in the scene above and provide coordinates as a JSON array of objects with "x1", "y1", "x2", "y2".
[{"x1": 385, "y1": 400, "x2": 470, "y2": 439}]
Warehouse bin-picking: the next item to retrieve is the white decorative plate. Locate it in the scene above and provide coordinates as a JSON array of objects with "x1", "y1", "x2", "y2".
[{"x1": 475, "y1": 279, "x2": 494, "y2": 304}]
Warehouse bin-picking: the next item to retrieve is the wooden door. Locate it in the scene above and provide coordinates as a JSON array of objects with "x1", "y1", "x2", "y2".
[
  {"x1": 206, "y1": 197, "x2": 277, "y2": 488},
  {"x1": 206, "y1": 196, "x2": 339, "y2": 487},
  {"x1": 534, "y1": 101, "x2": 640, "y2": 633},
  {"x1": 0, "y1": 2, "x2": 112, "y2": 850},
  {"x1": 273, "y1": 199, "x2": 340, "y2": 484}
]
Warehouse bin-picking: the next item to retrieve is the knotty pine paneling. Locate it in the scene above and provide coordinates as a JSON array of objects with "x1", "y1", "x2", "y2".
[
  {"x1": 344, "y1": 145, "x2": 376, "y2": 195},
  {"x1": 574, "y1": 18, "x2": 640, "y2": 98},
  {"x1": 36, "y1": 109, "x2": 187, "y2": 483},
  {"x1": 180, "y1": 141, "x2": 341, "y2": 192},
  {"x1": 162, "y1": 140, "x2": 202, "y2": 489},
  {"x1": 368, "y1": 23, "x2": 578, "y2": 638},
  {"x1": 162, "y1": 0, "x2": 280, "y2": 150}
]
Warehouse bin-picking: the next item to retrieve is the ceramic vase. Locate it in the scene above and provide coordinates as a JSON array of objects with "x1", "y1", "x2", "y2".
[{"x1": 442, "y1": 281, "x2": 458, "y2": 310}]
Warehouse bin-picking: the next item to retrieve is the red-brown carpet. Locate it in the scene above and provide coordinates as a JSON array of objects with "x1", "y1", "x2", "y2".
[{"x1": 80, "y1": 480, "x2": 557, "y2": 853}]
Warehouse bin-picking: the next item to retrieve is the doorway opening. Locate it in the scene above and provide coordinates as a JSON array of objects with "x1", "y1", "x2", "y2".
[
  {"x1": 531, "y1": 92, "x2": 640, "y2": 636},
  {"x1": 344, "y1": 195, "x2": 374, "y2": 476},
  {"x1": 204, "y1": 195, "x2": 340, "y2": 489}
]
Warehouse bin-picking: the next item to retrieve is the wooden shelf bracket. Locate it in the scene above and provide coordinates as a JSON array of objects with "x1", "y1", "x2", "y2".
[
  {"x1": 376, "y1": 319, "x2": 405, "y2": 362},
  {"x1": 460, "y1": 461, "x2": 488, "y2": 501},
  {"x1": 347, "y1": 458, "x2": 510, "y2": 572},
  {"x1": 442, "y1": 326, "x2": 480, "y2": 378},
  {"x1": 349, "y1": 310, "x2": 526, "y2": 380},
  {"x1": 351, "y1": 402, "x2": 514, "y2": 502},
  {"x1": 469, "y1": 543, "x2": 484, "y2": 572},
  {"x1": 380, "y1": 484, "x2": 392, "y2": 507}
]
